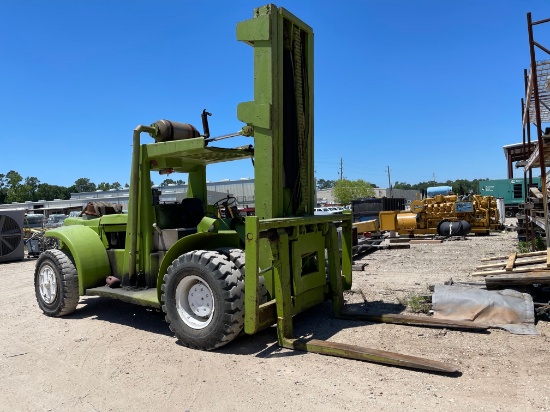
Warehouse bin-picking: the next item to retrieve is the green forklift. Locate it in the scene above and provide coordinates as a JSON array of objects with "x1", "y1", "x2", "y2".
[{"x1": 35, "y1": 4, "x2": 479, "y2": 373}]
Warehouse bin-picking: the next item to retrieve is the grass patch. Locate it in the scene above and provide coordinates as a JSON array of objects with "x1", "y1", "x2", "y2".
[
  {"x1": 518, "y1": 237, "x2": 546, "y2": 253},
  {"x1": 399, "y1": 293, "x2": 431, "y2": 314}
]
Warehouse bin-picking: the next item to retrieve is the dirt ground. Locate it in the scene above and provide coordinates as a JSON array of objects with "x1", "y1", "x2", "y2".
[{"x1": 2, "y1": 221, "x2": 550, "y2": 412}]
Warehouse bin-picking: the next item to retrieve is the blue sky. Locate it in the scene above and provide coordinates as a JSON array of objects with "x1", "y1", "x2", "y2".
[{"x1": 1, "y1": 1, "x2": 549, "y2": 188}]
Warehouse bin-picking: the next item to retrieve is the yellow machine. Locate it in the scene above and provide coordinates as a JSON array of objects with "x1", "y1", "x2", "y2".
[{"x1": 380, "y1": 194, "x2": 500, "y2": 235}]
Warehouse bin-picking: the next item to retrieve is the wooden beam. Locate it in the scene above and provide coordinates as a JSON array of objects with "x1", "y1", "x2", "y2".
[
  {"x1": 476, "y1": 262, "x2": 508, "y2": 270},
  {"x1": 530, "y1": 187, "x2": 544, "y2": 199},
  {"x1": 480, "y1": 251, "x2": 546, "y2": 261},
  {"x1": 409, "y1": 239, "x2": 443, "y2": 244},
  {"x1": 485, "y1": 271, "x2": 550, "y2": 289},
  {"x1": 505, "y1": 252, "x2": 517, "y2": 271},
  {"x1": 472, "y1": 264, "x2": 548, "y2": 277},
  {"x1": 476, "y1": 256, "x2": 547, "y2": 270}
]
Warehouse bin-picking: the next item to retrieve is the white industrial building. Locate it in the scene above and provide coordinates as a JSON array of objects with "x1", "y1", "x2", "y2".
[
  {"x1": 316, "y1": 188, "x2": 419, "y2": 206},
  {"x1": 0, "y1": 179, "x2": 256, "y2": 216}
]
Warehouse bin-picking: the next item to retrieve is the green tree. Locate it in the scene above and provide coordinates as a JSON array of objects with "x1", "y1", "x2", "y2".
[
  {"x1": 36, "y1": 183, "x2": 71, "y2": 201},
  {"x1": 4, "y1": 171, "x2": 26, "y2": 203},
  {"x1": 393, "y1": 181, "x2": 412, "y2": 190},
  {"x1": 24, "y1": 176, "x2": 40, "y2": 201},
  {"x1": 0, "y1": 173, "x2": 7, "y2": 204},
  {"x1": 70, "y1": 178, "x2": 97, "y2": 193},
  {"x1": 160, "y1": 179, "x2": 175, "y2": 187},
  {"x1": 316, "y1": 179, "x2": 335, "y2": 190},
  {"x1": 333, "y1": 179, "x2": 375, "y2": 205},
  {"x1": 160, "y1": 178, "x2": 185, "y2": 187},
  {"x1": 97, "y1": 182, "x2": 112, "y2": 191}
]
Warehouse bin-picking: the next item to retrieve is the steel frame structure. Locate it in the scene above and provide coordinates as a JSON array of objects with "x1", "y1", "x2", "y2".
[{"x1": 521, "y1": 13, "x2": 550, "y2": 253}]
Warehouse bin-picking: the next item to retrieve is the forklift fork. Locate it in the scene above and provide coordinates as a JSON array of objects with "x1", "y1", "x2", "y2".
[{"x1": 245, "y1": 216, "x2": 486, "y2": 374}]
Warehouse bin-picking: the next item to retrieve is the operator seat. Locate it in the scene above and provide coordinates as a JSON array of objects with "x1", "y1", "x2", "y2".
[
  {"x1": 154, "y1": 198, "x2": 205, "y2": 230},
  {"x1": 180, "y1": 197, "x2": 205, "y2": 227}
]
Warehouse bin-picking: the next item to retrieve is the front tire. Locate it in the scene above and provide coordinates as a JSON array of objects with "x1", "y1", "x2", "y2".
[
  {"x1": 161, "y1": 250, "x2": 244, "y2": 350},
  {"x1": 34, "y1": 249, "x2": 79, "y2": 317},
  {"x1": 217, "y1": 248, "x2": 270, "y2": 304}
]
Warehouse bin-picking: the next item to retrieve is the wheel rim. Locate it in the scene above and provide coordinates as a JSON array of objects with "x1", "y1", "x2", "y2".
[
  {"x1": 175, "y1": 275, "x2": 215, "y2": 329},
  {"x1": 38, "y1": 264, "x2": 57, "y2": 304}
]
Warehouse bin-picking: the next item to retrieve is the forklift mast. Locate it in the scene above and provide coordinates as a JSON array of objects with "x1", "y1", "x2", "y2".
[{"x1": 237, "y1": 4, "x2": 314, "y2": 219}]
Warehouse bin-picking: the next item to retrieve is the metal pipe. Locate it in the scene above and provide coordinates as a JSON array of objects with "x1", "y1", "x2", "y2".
[
  {"x1": 534, "y1": 41, "x2": 550, "y2": 55},
  {"x1": 128, "y1": 124, "x2": 156, "y2": 282},
  {"x1": 533, "y1": 17, "x2": 550, "y2": 25},
  {"x1": 204, "y1": 131, "x2": 243, "y2": 143}
]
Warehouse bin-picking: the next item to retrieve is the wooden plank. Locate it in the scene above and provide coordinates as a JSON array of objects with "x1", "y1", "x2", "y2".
[
  {"x1": 516, "y1": 256, "x2": 547, "y2": 266},
  {"x1": 476, "y1": 256, "x2": 548, "y2": 271},
  {"x1": 472, "y1": 264, "x2": 549, "y2": 277},
  {"x1": 476, "y1": 262, "x2": 506, "y2": 270},
  {"x1": 409, "y1": 239, "x2": 443, "y2": 244},
  {"x1": 505, "y1": 252, "x2": 517, "y2": 271},
  {"x1": 387, "y1": 238, "x2": 412, "y2": 244},
  {"x1": 515, "y1": 256, "x2": 549, "y2": 265},
  {"x1": 547, "y1": 246, "x2": 550, "y2": 267},
  {"x1": 485, "y1": 271, "x2": 550, "y2": 289},
  {"x1": 530, "y1": 187, "x2": 544, "y2": 199},
  {"x1": 480, "y1": 250, "x2": 546, "y2": 262},
  {"x1": 387, "y1": 243, "x2": 410, "y2": 249}
]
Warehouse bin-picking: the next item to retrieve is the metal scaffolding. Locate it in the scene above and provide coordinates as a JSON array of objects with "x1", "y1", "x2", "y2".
[{"x1": 522, "y1": 13, "x2": 550, "y2": 256}]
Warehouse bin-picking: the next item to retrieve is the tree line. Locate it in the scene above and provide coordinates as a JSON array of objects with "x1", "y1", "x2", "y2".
[
  {"x1": 1, "y1": 168, "x2": 490, "y2": 206},
  {"x1": 392, "y1": 178, "x2": 489, "y2": 195},
  {"x1": 317, "y1": 177, "x2": 491, "y2": 205},
  {"x1": 0, "y1": 170, "x2": 183, "y2": 204},
  {"x1": 317, "y1": 177, "x2": 488, "y2": 195}
]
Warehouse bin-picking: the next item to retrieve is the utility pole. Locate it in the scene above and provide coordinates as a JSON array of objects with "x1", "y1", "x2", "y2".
[
  {"x1": 387, "y1": 166, "x2": 392, "y2": 198},
  {"x1": 340, "y1": 158, "x2": 343, "y2": 180}
]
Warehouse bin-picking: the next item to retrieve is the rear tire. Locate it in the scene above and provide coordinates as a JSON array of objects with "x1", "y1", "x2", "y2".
[
  {"x1": 161, "y1": 250, "x2": 244, "y2": 350},
  {"x1": 34, "y1": 249, "x2": 79, "y2": 317}
]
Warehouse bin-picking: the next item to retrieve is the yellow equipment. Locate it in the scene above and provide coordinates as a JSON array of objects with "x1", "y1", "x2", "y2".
[
  {"x1": 380, "y1": 194, "x2": 500, "y2": 235},
  {"x1": 352, "y1": 219, "x2": 379, "y2": 234}
]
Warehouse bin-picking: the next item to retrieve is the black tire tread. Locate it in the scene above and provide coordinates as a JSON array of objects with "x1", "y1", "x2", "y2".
[
  {"x1": 34, "y1": 249, "x2": 79, "y2": 317},
  {"x1": 217, "y1": 248, "x2": 270, "y2": 305},
  {"x1": 161, "y1": 250, "x2": 244, "y2": 350}
]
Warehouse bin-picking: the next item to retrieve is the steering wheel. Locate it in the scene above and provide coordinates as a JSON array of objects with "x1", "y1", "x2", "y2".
[{"x1": 213, "y1": 196, "x2": 237, "y2": 209}]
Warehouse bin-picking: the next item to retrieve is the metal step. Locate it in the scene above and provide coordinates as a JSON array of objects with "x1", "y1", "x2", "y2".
[{"x1": 85, "y1": 286, "x2": 160, "y2": 308}]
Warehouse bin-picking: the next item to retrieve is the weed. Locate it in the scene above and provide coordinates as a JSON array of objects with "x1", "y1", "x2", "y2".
[
  {"x1": 518, "y1": 238, "x2": 546, "y2": 253},
  {"x1": 399, "y1": 293, "x2": 431, "y2": 314},
  {"x1": 518, "y1": 241, "x2": 530, "y2": 253}
]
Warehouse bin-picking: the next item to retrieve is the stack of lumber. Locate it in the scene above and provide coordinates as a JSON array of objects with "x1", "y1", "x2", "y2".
[{"x1": 473, "y1": 251, "x2": 550, "y2": 290}]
